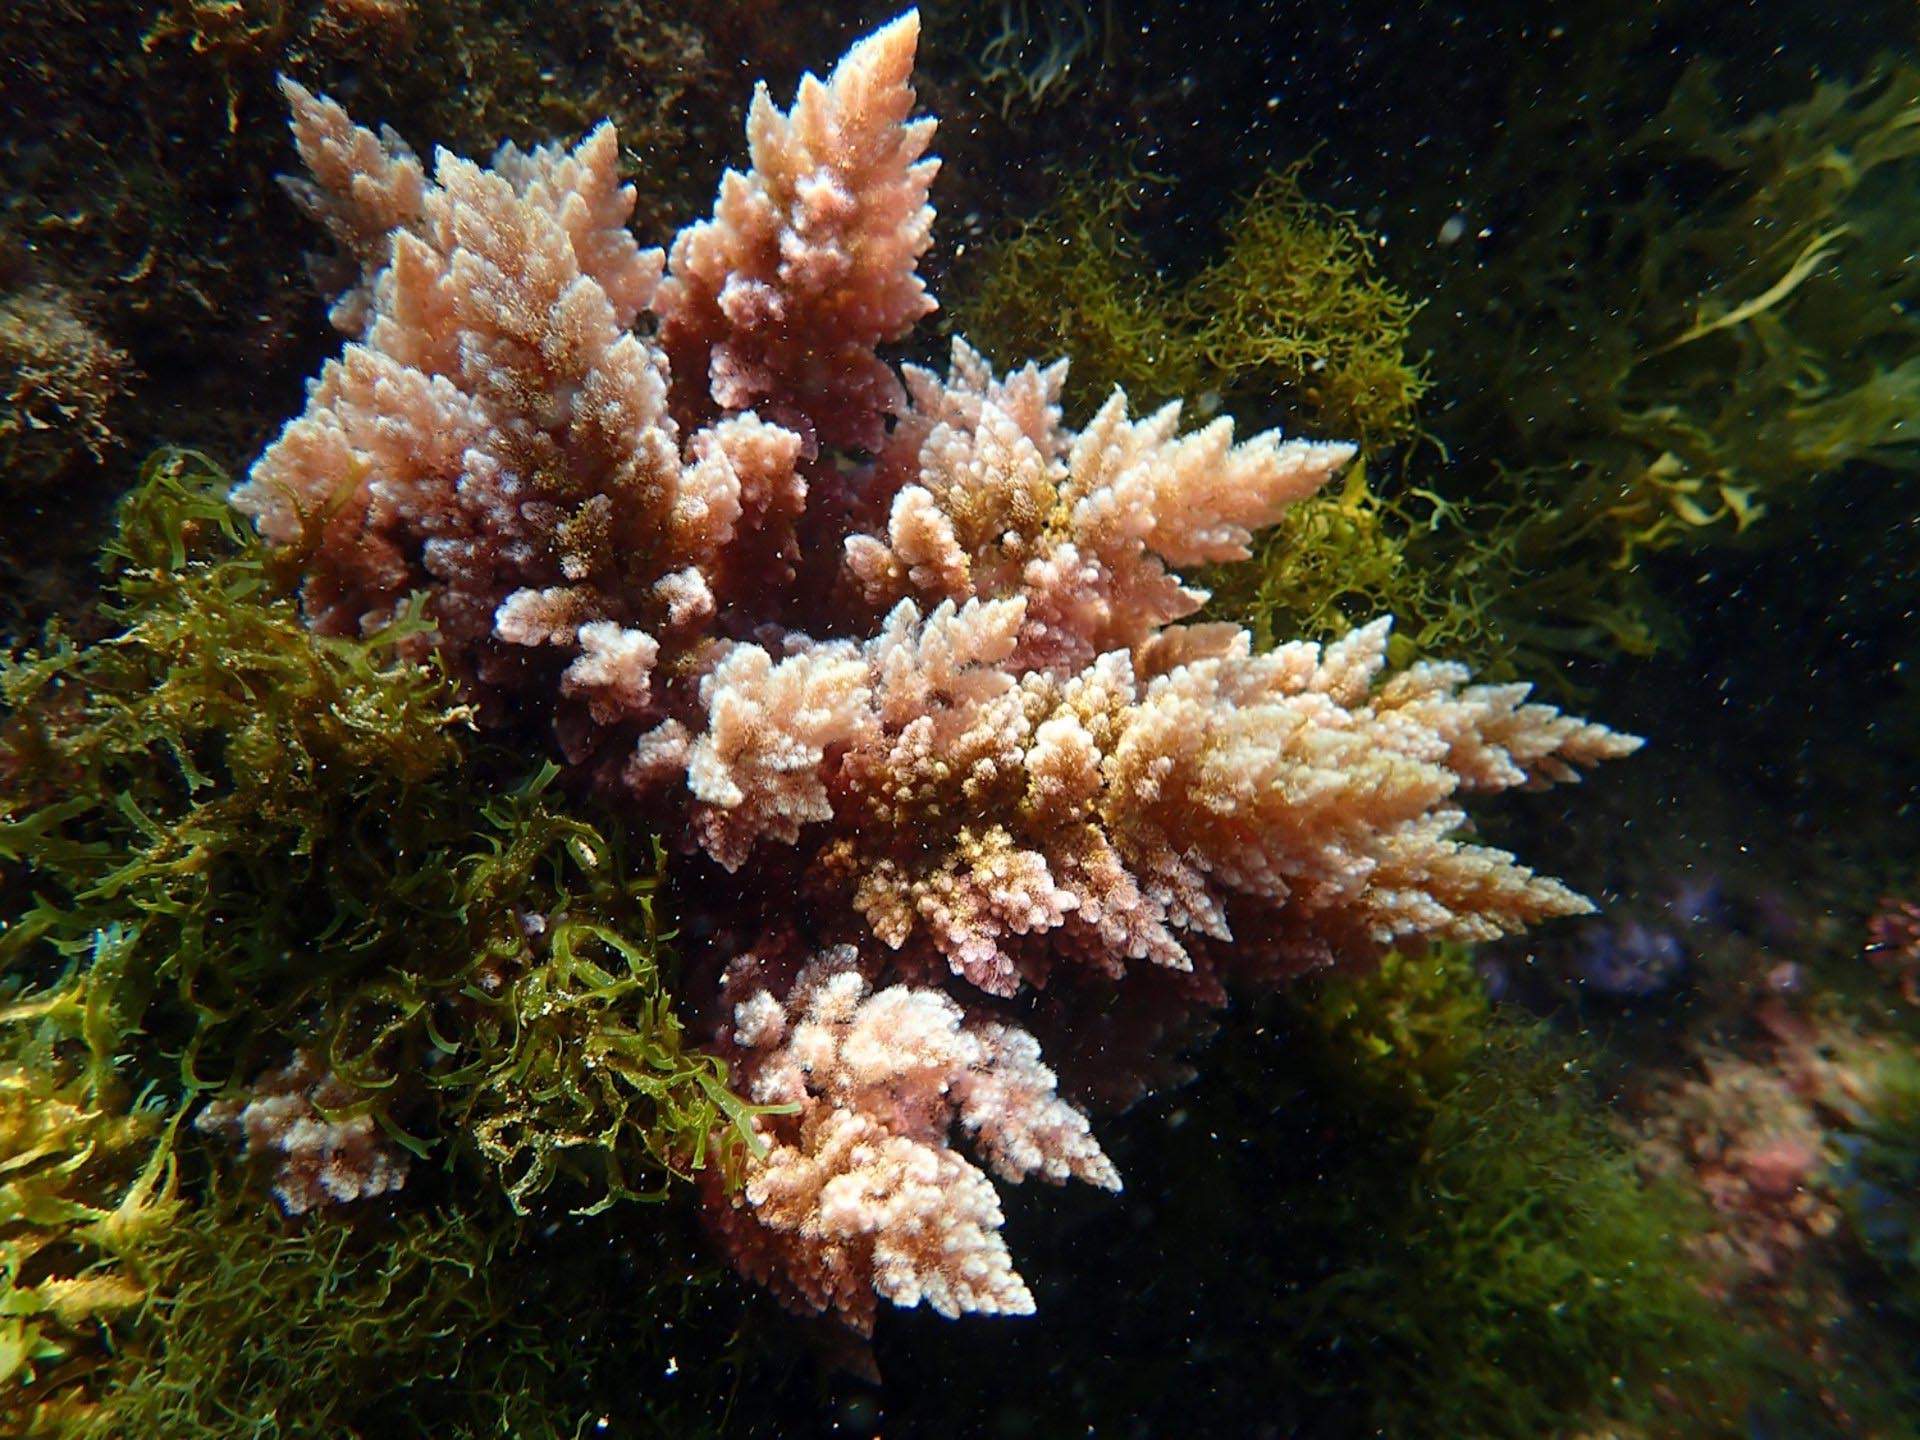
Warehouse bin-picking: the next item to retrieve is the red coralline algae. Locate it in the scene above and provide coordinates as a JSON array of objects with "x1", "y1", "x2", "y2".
[{"x1": 238, "y1": 11, "x2": 1640, "y2": 1328}]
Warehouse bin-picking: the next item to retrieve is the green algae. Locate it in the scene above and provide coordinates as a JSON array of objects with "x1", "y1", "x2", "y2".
[
  {"x1": 1836, "y1": 1049, "x2": 1920, "y2": 1380},
  {"x1": 951, "y1": 165, "x2": 1427, "y2": 449},
  {"x1": 1834, "y1": 1134, "x2": 1920, "y2": 1436},
  {"x1": 1198, "y1": 458, "x2": 1518, "y2": 671},
  {"x1": 948, "y1": 175, "x2": 1205, "y2": 418},
  {"x1": 460, "y1": 905, "x2": 775, "y2": 1214},
  {"x1": 13, "y1": 1164, "x2": 754, "y2": 1440},
  {"x1": 1403, "y1": 57, "x2": 1920, "y2": 668},
  {"x1": 1282, "y1": 948, "x2": 1755, "y2": 1438},
  {"x1": 0, "y1": 1048, "x2": 178, "y2": 1437},
  {"x1": 0, "y1": 451, "x2": 783, "y2": 1434},
  {"x1": 947, "y1": 56, "x2": 1920, "y2": 681},
  {"x1": 0, "y1": 1102, "x2": 760, "y2": 1440},
  {"x1": 931, "y1": 0, "x2": 1115, "y2": 116},
  {"x1": 0, "y1": 449, "x2": 756, "y2": 1210},
  {"x1": 1187, "y1": 165, "x2": 1428, "y2": 452},
  {"x1": 83, "y1": 1196, "x2": 522, "y2": 1440}
]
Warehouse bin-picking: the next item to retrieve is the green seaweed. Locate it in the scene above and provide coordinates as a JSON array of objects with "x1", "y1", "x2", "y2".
[
  {"x1": 1282, "y1": 947, "x2": 1754, "y2": 1437},
  {"x1": 0, "y1": 450, "x2": 758, "y2": 1212},
  {"x1": 1403, "y1": 57, "x2": 1920, "y2": 667},
  {"x1": 85, "y1": 1196, "x2": 522, "y2": 1440},
  {"x1": 931, "y1": 0, "x2": 1116, "y2": 116},
  {"x1": 0, "y1": 1045, "x2": 179, "y2": 1437},
  {"x1": 1836, "y1": 1050, "x2": 1920, "y2": 1348},
  {"x1": 949, "y1": 56, "x2": 1920, "y2": 680},
  {"x1": 458, "y1": 908, "x2": 774, "y2": 1213},
  {"x1": 1199, "y1": 458, "x2": 1517, "y2": 671},
  {"x1": 0, "y1": 450, "x2": 791, "y2": 1433},
  {"x1": 53, "y1": 1176, "x2": 760, "y2": 1440},
  {"x1": 951, "y1": 165, "x2": 1428, "y2": 450},
  {"x1": 948, "y1": 175, "x2": 1207, "y2": 418},
  {"x1": 0, "y1": 1065, "x2": 763, "y2": 1440},
  {"x1": 1186, "y1": 165, "x2": 1429, "y2": 453},
  {"x1": 1302, "y1": 944, "x2": 1502, "y2": 1106}
]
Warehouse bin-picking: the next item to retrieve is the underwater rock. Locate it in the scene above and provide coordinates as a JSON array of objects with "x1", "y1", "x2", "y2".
[
  {"x1": 1573, "y1": 918, "x2": 1690, "y2": 998},
  {"x1": 0, "y1": 283, "x2": 129, "y2": 493}
]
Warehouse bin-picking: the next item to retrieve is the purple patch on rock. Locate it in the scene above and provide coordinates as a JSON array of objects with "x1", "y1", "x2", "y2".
[{"x1": 1573, "y1": 919, "x2": 1688, "y2": 998}]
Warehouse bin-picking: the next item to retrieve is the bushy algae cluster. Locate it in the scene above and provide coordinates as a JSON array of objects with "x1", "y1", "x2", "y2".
[
  {"x1": 1285, "y1": 949, "x2": 1750, "y2": 1437},
  {"x1": 952, "y1": 166, "x2": 1427, "y2": 449},
  {"x1": 1, "y1": 453, "x2": 752, "y2": 1205},
  {"x1": 0, "y1": 1040, "x2": 177, "y2": 1433}
]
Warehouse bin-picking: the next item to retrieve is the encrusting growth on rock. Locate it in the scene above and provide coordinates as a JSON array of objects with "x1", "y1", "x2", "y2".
[
  {"x1": 194, "y1": 1051, "x2": 410, "y2": 1217},
  {"x1": 237, "y1": 10, "x2": 1639, "y2": 1328}
]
